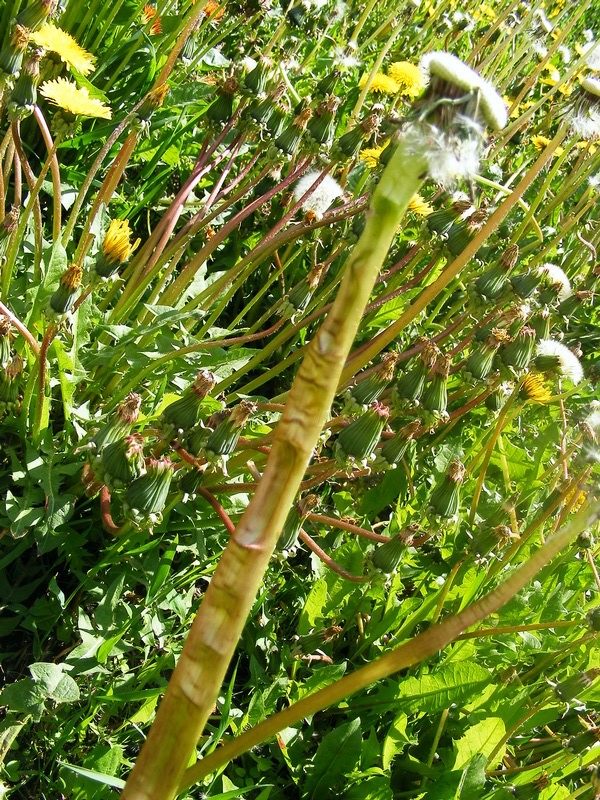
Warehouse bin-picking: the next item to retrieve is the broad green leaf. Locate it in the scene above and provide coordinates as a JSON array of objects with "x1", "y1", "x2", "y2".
[
  {"x1": 382, "y1": 713, "x2": 411, "y2": 770},
  {"x1": 453, "y1": 717, "x2": 506, "y2": 770},
  {"x1": 303, "y1": 718, "x2": 362, "y2": 799},
  {"x1": 395, "y1": 662, "x2": 491, "y2": 714}
]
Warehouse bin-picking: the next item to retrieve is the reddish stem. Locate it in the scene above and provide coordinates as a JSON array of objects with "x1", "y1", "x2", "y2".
[{"x1": 299, "y1": 529, "x2": 369, "y2": 583}]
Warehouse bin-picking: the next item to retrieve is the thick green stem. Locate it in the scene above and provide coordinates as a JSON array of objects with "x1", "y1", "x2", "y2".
[
  {"x1": 120, "y1": 136, "x2": 426, "y2": 800},
  {"x1": 180, "y1": 500, "x2": 600, "y2": 789}
]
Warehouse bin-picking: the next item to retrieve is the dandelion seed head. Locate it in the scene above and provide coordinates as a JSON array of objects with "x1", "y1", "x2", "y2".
[
  {"x1": 293, "y1": 171, "x2": 344, "y2": 219},
  {"x1": 403, "y1": 124, "x2": 481, "y2": 188},
  {"x1": 535, "y1": 339, "x2": 584, "y2": 384},
  {"x1": 419, "y1": 51, "x2": 508, "y2": 130}
]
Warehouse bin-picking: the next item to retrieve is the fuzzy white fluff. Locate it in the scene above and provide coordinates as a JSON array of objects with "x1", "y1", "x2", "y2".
[
  {"x1": 293, "y1": 171, "x2": 344, "y2": 218},
  {"x1": 536, "y1": 339, "x2": 584, "y2": 384},
  {"x1": 419, "y1": 52, "x2": 508, "y2": 130},
  {"x1": 403, "y1": 124, "x2": 482, "y2": 188}
]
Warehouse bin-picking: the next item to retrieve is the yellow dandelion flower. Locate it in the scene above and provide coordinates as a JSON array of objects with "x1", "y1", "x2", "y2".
[
  {"x1": 29, "y1": 22, "x2": 96, "y2": 76},
  {"x1": 358, "y1": 72, "x2": 400, "y2": 95},
  {"x1": 359, "y1": 144, "x2": 387, "y2": 169},
  {"x1": 95, "y1": 220, "x2": 140, "y2": 277},
  {"x1": 503, "y1": 96, "x2": 520, "y2": 119},
  {"x1": 387, "y1": 61, "x2": 425, "y2": 98},
  {"x1": 575, "y1": 140, "x2": 598, "y2": 155},
  {"x1": 408, "y1": 193, "x2": 433, "y2": 216},
  {"x1": 520, "y1": 373, "x2": 552, "y2": 404},
  {"x1": 531, "y1": 134, "x2": 564, "y2": 156},
  {"x1": 473, "y1": 3, "x2": 496, "y2": 21},
  {"x1": 40, "y1": 78, "x2": 111, "y2": 119},
  {"x1": 543, "y1": 64, "x2": 561, "y2": 82}
]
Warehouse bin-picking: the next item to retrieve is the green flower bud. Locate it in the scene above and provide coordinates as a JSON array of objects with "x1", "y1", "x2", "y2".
[
  {"x1": 464, "y1": 329, "x2": 509, "y2": 380},
  {"x1": 0, "y1": 25, "x2": 29, "y2": 87},
  {"x1": 376, "y1": 419, "x2": 422, "y2": 469},
  {"x1": 8, "y1": 50, "x2": 41, "y2": 120},
  {"x1": 469, "y1": 524, "x2": 514, "y2": 561},
  {"x1": 98, "y1": 433, "x2": 146, "y2": 489},
  {"x1": 124, "y1": 456, "x2": 174, "y2": 526},
  {"x1": 242, "y1": 57, "x2": 272, "y2": 95},
  {"x1": 292, "y1": 624, "x2": 343, "y2": 655},
  {"x1": 207, "y1": 77, "x2": 238, "y2": 124},
  {"x1": 554, "y1": 669, "x2": 600, "y2": 703},
  {"x1": 91, "y1": 392, "x2": 142, "y2": 452},
  {"x1": 371, "y1": 526, "x2": 418, "y2": 573},
  {"x1": 334, "y1": 110, "x2": 382, "y2": 161},
  {"x1": 335, "y1": 402, "x2": 390, "y2": 463},
  {"x1": 510, "y1": 270, "x2": 540, "y2": 299},
  {"x1": 393, "y1": 341, "x2": 439, "y2": 406},
  {"x1": 509, "y1": 773, "x2": 550, "y2": 799},
  {"x1": 0, "y1": 316, "x2": 12, "y2": 368},
  {"x1": 278, "y1": 494, "x2": 319, "y2": 551},
  {"x1": 315, "y1": 70, "x2": 340, "y2": 97},
  {"x1": 500, "y1": 326, "x2": 536, "y2": 370},
  {"x1": 345, "y1": 352, "x2": 400, "y2": 411},
  {"x1": 530, "y1": 309, "x2": 551, "y2": 340},
  {"x1": 307, "y1": 96, "x2": 339, "y2": 146},
  {"x1": 0, "y1": 353, "x2": 23, "y2": 415},
  {"x1": 429, "y1": 460, "x2": 465, "y2": 519},
  {"x1": 205, "y1": 400, "x2": 256, "y2": 458},
  {"x1": 16, "y1": 0, "x2": 55, "y2": 31},
  {"x1": 161, "y1": 369, "x2": 217, "y2": 434},
  {"x1": 275, "y1": 107, "x2": 311, "y2": 154},
  {"x1": 248, "y1": 86, "x2": 284, "y2": 126},
  {"x1": 563, "y1": 727, "x2": 600, "y2": 754},
  {"x1": 49, "y1": 264, "x2": 83, "y2": 316},
  {"x1": 558, "y1": 290, "x2": 592, "y2": 318},
  {"x1": 421, "y1": 355, "x2": 451, "y2": 419}
]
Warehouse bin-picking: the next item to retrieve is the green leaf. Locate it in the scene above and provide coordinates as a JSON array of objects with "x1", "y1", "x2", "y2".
[
  {"x1": 0, "y1": 721, "x2": 24, "y2": 766},
  {"x1": 57, "y1": 761, "x2": 126, "y2": 789},
  {"x1": 452, "y1": 717, "x2": 506, "y2": 770},
  {"x1": 29, "y1": 662, "x2": 80, "y2": 703},
  {"x1": 455, "y1": 753, "x2": 487, "y2": 797},
  {"x1": 394, "y1": 662, "x2": 491, "y2": 714},
  {"x1": 303, "y1": 718, "x2": 362, "y2": 799},
  {"x1": 382, "y1": 713, "x2": 411, "y2": 770}
]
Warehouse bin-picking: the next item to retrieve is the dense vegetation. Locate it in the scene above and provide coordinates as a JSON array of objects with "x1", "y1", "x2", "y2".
[{"x1": 0, "y1": 0, "x2": 599, "y2": 797}]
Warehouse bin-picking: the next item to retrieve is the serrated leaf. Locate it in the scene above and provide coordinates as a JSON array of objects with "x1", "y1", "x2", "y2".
[
  {"x1": 395, "y1": 662, "x2": 491, "y2": 714},
  {"x1": 382, "y1": 713, "x2": 411, "y2": 770},
  {"x1": 453, "y1": 717, "x2": 505, "y2": 770}
]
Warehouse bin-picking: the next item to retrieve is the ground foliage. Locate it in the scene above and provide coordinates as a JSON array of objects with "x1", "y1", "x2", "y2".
[{"x1": 0, "y1": 0, "x2": 599, "y2": 796}]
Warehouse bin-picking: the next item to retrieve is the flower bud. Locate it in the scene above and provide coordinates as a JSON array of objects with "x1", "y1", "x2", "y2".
[
  {"x1": 307, "y1": 96, "x2": 339, "y2": 146},
  {"x1": 376, "y1": 420, "x2": 421, "y2": 470},
  {"x1": 278, "y1": 494, "x2": 319, "y2": 551},
  {"x1": 464, "y1": 329, "x2": 509, "y2": 380},
  {"x1": 16, "y1": 0, "x2": 55, "y2": 31},
  {"x1": 563, "y1": 727, "x2": 600, "y2": 754},
  {"x1": 0, "y1": 316, "x2": 12, "y2": 368},
  {"x1": 429, "y1": 460, "x2": 465, "y2": 519},
  {"x1": 8, "y1": 50, "x2": 41, "y2": 120},
  {"x1": 293, "y1": 624, "x2": 342, "y2": 655},
  {"x1": 345, "y1": 352, "x2": 399, "y2": 411},
  {"x1": 207, "y1": 77, "x2": 238, "y2": 124},
  {"x1": 242, "y1": 56, "x2": 272, "y2": 95},
  {"x1": 508, "y1": 773, "x2": 550, "y2": 798},
  {"x1": 49, "y1": 264, "x2": 83, "y2": 316},
  {"x1": 371, "y1": 526, "x2": 418, "y2": 572},
  {"x1": 554, "y1": 668, "x2": 600, "y2": 703},
  {"x1": 393, "y1": 341, "x2": 439, "y2": 406},
  {"x1": 0, "y1": 25, "x2": 29, "y2": 86},
  {"x1": 421, "y1": 354, "x2": 451, "y2": 420},
  {"x1": 161, "y1": 369, "x2": 217, "y2": 434},
  {"x1": 499, "y1": 326, "x2": 536, "y2": 370},
  {"x1": 0, "y1": 353, "x2": 23, "y2": 415},
  {"x1": 510, "y1": 270, "x2": 540, "y2": 300},
  {"x1": 335, "y1": 402, "x2": 390, "y2": 463},
  {"x1": 98, "y1": 433, "x2": 146, "y2": 489},
  {"x1": 205, "y1": 400, "x2": 255, "y2": 458},
  {"x1": 124, "y1": 456, "x2": 174, "y2": 526},
  {"x1": 91, "y1": 392, "x2": 142, "y2": 452}
]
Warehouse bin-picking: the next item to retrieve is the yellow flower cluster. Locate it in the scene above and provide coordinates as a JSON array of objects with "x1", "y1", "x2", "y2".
[
  {"x1": 40, "y1": 78, "x2": 111, "y2": 119},
  {"x1": 359, "y1": 61, "x2": 424, "y2": 98}
]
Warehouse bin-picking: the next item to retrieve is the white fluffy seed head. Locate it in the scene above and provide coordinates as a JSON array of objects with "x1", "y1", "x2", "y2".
[
  {"x1": 537, "y1": 263, "x2": 572, "y2": 300},
  {"x1": 293, "y1": 171, "x2": 344, "y2": 218},
  {"x1": 419, "y1": 51, "x2": 508, "y2": 130},
  {"x1": 536, "y1": 339, "x2": 584, "y2": 384},
  {"x1": 402, "y1": 124, "x2": 482, "y2": 188}
]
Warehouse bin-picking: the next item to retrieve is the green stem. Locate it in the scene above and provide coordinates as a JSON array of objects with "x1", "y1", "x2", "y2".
[{"x1": 120, "y1": 133, "x2": 426, "y2": 800}]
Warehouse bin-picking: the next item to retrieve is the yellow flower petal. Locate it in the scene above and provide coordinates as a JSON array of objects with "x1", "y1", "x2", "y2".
[
  {"x1": 30, "y1": 22, "x2": 96, "y2": 76},
  {"x1": 387, "y1": 61, "x2": 425, "y2": 98},
  {"x1": 359, "y1": 144, "x2": 387, "y2": 169},
  {"x1": 40, "y1": 78, "x2": 111, "y2": 119},
  {"x1": 358, "y1": 72, "x2": 400, "y2": 95}
]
